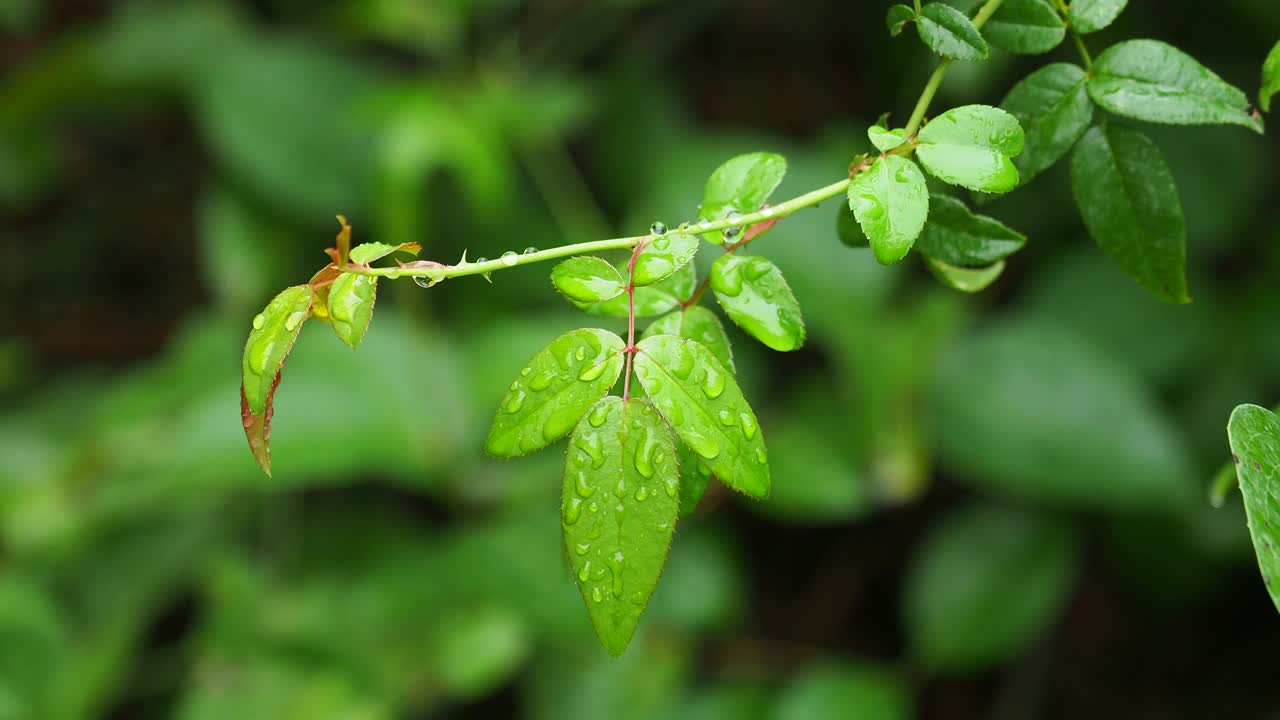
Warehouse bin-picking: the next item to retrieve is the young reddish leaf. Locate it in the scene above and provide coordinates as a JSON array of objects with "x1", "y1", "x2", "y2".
[
  {"x1": 241, "y1": 285, "x2": 313, "y2": 475},
  {"x1": 241, "y1": 372, "x2": 280, "y2": 476},
  {"x1": 335, "y1": 214, "x2": 352, "y2": 266},
  {"x1": 349, "y1": 241, "x2": 422, "y2": 265}
]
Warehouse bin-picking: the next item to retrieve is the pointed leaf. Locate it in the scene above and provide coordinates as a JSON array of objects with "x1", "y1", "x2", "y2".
[
  {"x1": 240, "y1": 285, "x2": 312, "y2": 475},
  {"x1": 1262, "y1": 40, "x2": 1280, "y2": 113},
  {"x1": 700, "y1": 152, "x2": 787, "y2": 244},
  {"x1": 924, "y1": 257, "x2": 1006, "y2": 292},
  {"x1": 634, "y1": 335, "x2": 769, "y2": 498},
  {"x1": 1070, "y1": 124, "x2": 1188, "y2": 303},
  {"x1": 1226, "y1": 404, "x2": 1280, "y2": 614},
  {"x1": 1068, "y1": 0, "x2": 1126, "y2": 34},
  {"x1": 836, "y1": 201, "x2": 870, "y2": 248},
  {"x1": 633, "y1": 232, "x2": 699, "y2": 287},
  {"x1": 676, "y1": 442, "x2": 713, "y2": 516},
  {"x1": 886, "y1": 4, "x2": 916, "y2": 36},
  {"x1": 868, "y1": 125, "x2": 907, "y2": 153},
  {"x1": 916, "y1": 3, "x2": 988, "y2": 61},
  {"x1": 642, "y1": 305, "x2": 736, "y2": 372},
  {"x1": 709, "y1": 254, "x2": 806, "y2": 352},
  {"x1": 915, "y1": 105, "x2": 1024, "y2": 193},
  {"x1": 1000, "y1": 63, "x2": 1094, "y2": 184},
  {"x1": 584, "y1": 258, "x2": 695, "y2": 317},
  {"x1": 847, "y1": 155, "x2": 929, "y2": 264},
  {"x1": 348, "y1": 241, "x2": 421, "y2": 265},
  {"x1": 916, "y1": 194, "x2": 1025, "y2": 266},
  {"x1": 983, "y1": 0, "x2": 1064, "y2": 55},
  {"x1": 1089, "y1": 40, "x2": 1264, "y2": 133},
  {"x1": 486, "y1": 328, "x2": 626, "y2": 457},
  {"x1": 562, "y1": 396, "x2": 679, "y2": 656},
  {"x1": 326, "y1": 273, "x2": 378, "y2": 349},
  {"x1": 551, "y1": 256, "x2": 627, "y2": 304},
  {"x1": 904, "y1": 504, "x2": 1080, "y2": 672}
]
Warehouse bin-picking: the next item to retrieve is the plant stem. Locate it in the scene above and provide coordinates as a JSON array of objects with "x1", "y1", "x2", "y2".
[
  {"x1": 350, "y1": 178, "x2": 852, "y2": 282},
  {"x1": 903, "y1": 0, "x2": 1006, "y2": 137},
  {"x1": 1070, "y1": 31, "x2": 1093, "y2": 71}
]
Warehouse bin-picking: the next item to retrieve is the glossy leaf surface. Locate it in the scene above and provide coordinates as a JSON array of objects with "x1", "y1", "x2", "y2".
[
  {"x1": 886, "y1": 4, "x2": 916, "y2": 36},
  {"x1": 584, "y1": 259, "x2": 694, "y2": 318},
  {"x1": 1226, "y1": 404, "x2": 1280, "y2": 613},
  {"x1": 551, "y1": 256, "x2": 627, "y2": 304},
  {"x1": 709, "y1": 254, "x2": 805, "y2": 352},
  {"x1": 562, "y1": 396, "x2": 679, "y2": 655},
  {"x1": 326, "y1": 273, "x2": 378, "y2": 349},
  {"x1": 847, "y1": 155, "x2": 929, "y2": 264},
  {"x1": 699, "y1": 152, "x2": 787, "y2": 244},
  {"x1": 1262, "y1": 40, "x2": 1280, "y2": 113},
  {"x1": 348, "y1": 240, "x2": 421, "y2": 265},
  {"x1": 642, "y1": 305, "x2": 736, "y2": 372},
  {"x1": 242, "y1": 285, "x2": 312, "y2": 414},
  {"x1": 983, "y1": 0, "x2": 1065, "y2": 55},
  {"x1": 1000, "y1": 63, "x2": 1093, "y2": 184},
  {"x1": 915, "y1": 105, "x2": 1024, "y2": 193},
  {"x1": 916, "y1": 194, "x2": 1025, "y2": 266},
  {"x1": 868, "y1": 125, "x2": 907, "y2": 153},
  {"x1": 634, "y1": 335, "x2": 769, "y2": 498},
  {"x1": 1068, "y1": 0, "x2": 1127, "y2": 34},
  {"x1": 632, "y1": 232, "x2": 698, "y2": 287},
  {"x1": 916, "y1": 2, "x2": 988, "y2": 61},
  {"x1": 925, "y1": 257, "x2": 1005, "y2": 292},
  {"x1": 485, "y1": 328, "x2": 626, "y2": 457}
]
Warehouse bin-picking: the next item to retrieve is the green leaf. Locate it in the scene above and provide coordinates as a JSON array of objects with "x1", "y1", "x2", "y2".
[
  {"x1": 1226, "y1": 404, "x2": 1280, "y2": 614},
  {"x1": 924, "y1": 257, "x2": 1005, "y2": 292},
  {"x1": 633, "y1": 232, "x2": 699, "y2": 287},
  {"x1": 836, "y1": 201, "x2": 869, "y2": 248},
  {"x1": 348, "y1": 241, "x2": 421, "y2": 265},
  {"x1": 240, "y1": 285, "x2": 312, "y2": 476},
  {"x1": 915, "y1": 105, "x2": 1024, "y2": 193},
  {"x1": 485, "y1": 329, "x2": 626, "y2": 457},
  {"x1": 326, "y1": 273, "x2": 378, "y2": 349},
  {"x1": 1068, "y1": 0, "x2": 1127, "y2": 34},
  {"x1": 867, "y1": 126, "x2": 907, "y2": 153},
  {"x1": 675, "y1": 443, "x2": 713, "y2": 516},
  {"x1": 916, "y1": 194, "x2": 1026, "y2": 266},
  {"x1": 1089, "y1": 40, "x2": 1265, "y2": 133},
  {"x1": 930, "y1": 321, "x2": 1196, "y2": 511},
  {"x1": 642, "y1": 306, "x2": 736, "y2": 373},
  {"x1": 562, "y1": 396, "x2": 679, "y2": 656},
  {"x1": 634, "y1": 335, "x2": 769, "y2": 498},
  {"x1": 700, "y1": 152, "x2": 787, "y2": 244},
  {"x1": 1070, "y1": 124, "x2": 1188, "y2": 303},
  {"x1": 709, "y1": 254, "x2": 806, "y2": 352},
  {"x1": 584, "y1": 258, "x2": 695, "y2": 318},
  {"x1": 847, "y1": 155, "x2": 929, "y2": 264},
  {"x1": 983, "y1": 0, "x2": 1065, "y2": 55},
  {"x1": 773, "y1": 661, "x2": 912, "y2": 720},
  {"x1": 1259, "y1": 39, "x2": 1280, "y2": 113},
  {"x1": 916, "y1": 3, "x2": 988, "y2": 61},
  {"x1": 886, "y1": 4, "x2": 916, "y2": 36},
  {"x1": 1000, "y1": 63, "x2": 1094, "y2": 184},
  {"x1": 903, "y1": 504, "x2": 1080, "y2": 672},
  {"x1": 551, "y1": 256, "x2": 627, "y2": 304}
]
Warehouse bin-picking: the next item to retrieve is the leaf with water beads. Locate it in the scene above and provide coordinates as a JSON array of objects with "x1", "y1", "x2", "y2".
[
  {"x1": 1089, "y1": 40, "x2": 1265, "y2": 133},
  {"x1": 634, "y1": 335, "x2": 769, "y2": 499},
  {"x1": 551, "y1": 256, "x2": 627, "y2": 304},
  {"x1": 847, "y1": 155, "x2": 929, "y2": 265},
  {"x1": 562, "y1": 396, "x2": 679, "y2": 655},
  {"x1": 1225, "y1": 404, "x2": 1280, "y2": 614},
  {"x1": 868, "y1": 125, "x2": 907, "y2": 153},
  {"x1": 642, "y1": 305, "x2": 736, "y2": 373},
  {"x1": 916, "y1": 194, "x2": 1025, "y2": 267},
  {"x1": 915, "y1": 105, "x2": 1024, "y2": 193},
  {"x1": 486, "y1": 329, "x2": 626, "y2": 458},
  {"x1": 582, "y1": 258, "x2": 696, "y2": 318},
  {"x1": 915, "y1": 2, "x2": 988, "y2": 61},
  {"x1": 709, "y1": 254, "x2": 805, "y2": 352},
  {"x1": 348, "y1": 241, "x2": 421, "y2": 265},
  {"x1": 632, "y1": 232, "x2": 699, "y2": 287},
  {"x1": 999, "y1": 63, "x2": 1094, "y2": 185},
  {"x1": 982, "y1": 0, "x2": 1065, "y2": 56},
  {"x1": 241, "y1": 285, "x2": 313, "y2": 475},
  {"x1": 326, "y1": 273, "x2": 378, "y2": 349},
  {"x1": 699, "y1": 152, "x2": 787, "y2": 245}
]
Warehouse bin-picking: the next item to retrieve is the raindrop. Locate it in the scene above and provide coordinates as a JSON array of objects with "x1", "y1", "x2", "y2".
[
  {"x1": 575, "y1": 542, "x2": 590, "y2": 556},
  {"x1": 755, "y1": 447, "x2": 768, "y2": 464},
  {"x1": 575, "y1": 346, "x2": 587, "y2": 361},
  {"x1": 251, "y1": 314, "x2": 265, "y2": 330},
  {"x1": 503, "y1": 390, "x2": 526, "y2": 413},
  {"x1": 722, "y1": 225, "x2": 742, "y2": 241},
  {"x1": 529, "y1": 371, "x2": 554, "y2": 391},
  {"x1": 500, "y1": 251, "x2": 519, "y2": 267},
  {"x1": 523, "y1": 246, "x2": 538, "y2": 255},
  {"x1": 635, "y1": 486, "x2": 650, "y2": 501},
  {"x1": 284, "y1": 311, "x2": 304, "y2": 332},
  {"x1": 717, "y1": 409, "x2": 735, "y2": 426},
  {"x1": 578, "y1": 360, "x2": 608, "y2": 382},
  {"x1": 684, "y1": 430, "x2": 721, "y2": 460},
  {"x1": 701, "y1": 365, "x2": 726, "y2": 399},
  {"x1": 578, "y1": 560, "x2": 592, "y2": 582},
  {"x1": 564, "y1": 497, "x2": 583, "y2": 524},
  {"x1": 575, "y1": 470, "x2": 596, "y2": 498},
  {"x1": 413, "y1": 276, "x2": 438, "y2": 288},
  {"x1": 592, "y1": 587, "x2": 603, "y2": 603},
  {"x1": 650, "y1": 221, "x2": 667, "y2": 235},
  {"x1": 588, "y1": 402, "x2": 610, "y2": 427},
  {"x1": 520, "y1": 367, "x2": 532, "y2": 376},
  {"x1": 575, "y1": 432, "x2": 606, "y2": 468},
  {"x1": 740, "y1": 413, "x2": 758, "y2": 439},
  {"x1": 664, "y1": 478, "x2": 678, "y2": 497},
  {"x1": 609, "y1": 552, "x2": 624, "y2": 597}
]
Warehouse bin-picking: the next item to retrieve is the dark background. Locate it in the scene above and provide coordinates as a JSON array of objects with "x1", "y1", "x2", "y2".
[{"x1": 3, "y1": 1, "x2": 1280, "y2": 718}]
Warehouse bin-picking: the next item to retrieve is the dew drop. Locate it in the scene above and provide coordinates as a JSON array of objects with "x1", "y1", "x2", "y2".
[
  {"x1": 575, "y1": 346, "x2": 587, "y2": 362},
  {"x1": 592, "y1": 587, "x2": 603, "y2": 603},
  {"x1": 654, "y1": 450, "x2": 666, "y2": 466},
  {"x1": 634, "y1": 435, "x2": 657, "y2": 479},
  {"x1": 578, "y1": 360, "x2": 608, "y2": 382},
  {"x1": 523, "y1": 246, "x2": 538, "y2": 255},
  {"x1": 609, "y1": 551, "x2": 624, "y2": 597},
  {"x1": 755, "y1": 447, "x2": 768, "y2": 464},
  {"x1": 717, "y1": 409, "x2": 735, "y2": 426},
  {"x1": 283, "y1": 311, "x2": 304, "y2": 332},
  {"x1": 578, "y1": 560, "x2": 592, "y2": 582},
  {"x1": 543, "y1": 405, "x2": 583, "y2": 441},
  {"x1": 740, "y1": 412, "x2": 758, "y2": 439},
  {"x1": 670, "y1": 347, "x2": 695, "y2": 380},
  {"x1": 500, "y1": 251, "x2": 519, "y2": 267},
  {"x1": 251, "y1": 313, "x2": 265, "y2": 330},
  {"x1": 684, "y1": 430, "x2": 721, "y2": 460},
  {"x1": 664, "y1": 478, "x2": 678, "y2": 497},
  {"x1": 575, "y1": 542, "x2": 590, "y2": 556},
  {"x1": 520, "y1": 367, "x2": 532, "y2": 376},
  {"x1": 650, "y1": 221, "x2": 667, "y2": 235},
  {"x1": 614, "y1": 478, "x2": 626, "y2": 499},
  {"x1": 564, "y1": 496, "x2": 583, "y2": 524},
  {"x1": 503, "y1": 390, "x2": 526, "y2": 413},
  {"x1": 575, "y1": 432, "x2": 606, "y2": 468},
  {"x1": 589, "y1": 501, "x2": 599, "y2": 513},
  {"x1": 701, "y1": 364, "x2": 726, "y2": 399},
  {"x1": 575, "y1": 471, "x2": 596, "y2": 498},
  {"x1": 528, "y1": 371, "x2": 554, "y2": 391},
  {"x1": 635, "y1": 486, "x2": 650, "y2": 501},
  {"x1": 588, "y1": 402, "x2": 610, "y2": 427}
]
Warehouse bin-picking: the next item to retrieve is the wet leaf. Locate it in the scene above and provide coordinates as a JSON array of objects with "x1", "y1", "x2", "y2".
[
  {"x1": 562, "y1": 397, "x2": 679, "y2": 656},
  {"x1": 886, "y1": 4, "x2": 916, "y2": 36},
  {"x1": 847, "y1": 155, "x2": 929, "y2": 264},
  {"x1": 916, "y1": 194, "x2": 1025, "y2": 266},
  {"x1": 1259, "y1": 40, "x2": 1280, "y2": 113},
  {"x1": 983, "y1": 0, "x2": 1064, "y2": 55},
  {"x1": 903, "y1": 504, "x2": 1080, "y2": 672},
  {"x1": 1226, "y1": 404, "x2": 1280, "y2": 614},
  {"x1": 633, "y1": 232, "x2": 699, "y2": 287},
  {"x1": 709, "y1": 254, "x2": 806, "y2": 352},
  {"x1": 675, "y1": 442, "x2": 713, "y2": 516},
  {"x1": 1000, "y1": 63, "x2": 1093, "y2": 184},
  {"x1": 642, "y1": 305, "x2": 736, "y2": 372},
  {"x1": 1089, "y1": 40, "x2": 1264, "y2": 133},
  {"x1": 835, "y1": 202, "x2": 870, "y2": 248},
  {"x1": 1070, "y1": 124, "x2": 1188, "y2": 303},
  {"x1": 551, "y1": 256, "x2": 627, "y2": 304},
  {"x1": 916, "y1": 3, "x2": 988, "y2": 61},
  {"x1": 584, "y1": 258, "x2": 695, "y2": 318},
  {"x1": 240, "y1": 285, "x2": 313, "y2": 475},
  {"x1": 348, "y1": 241, "x2": 421, "y2": 265},
  {"x1": 925, "y1": 257, "x2": 1006, "y2": 292},
  {"x1": 1068, "y1": 0, "x2": 1126, "y2": 34},
  {"x1": 634, "y1": 335, "x2": 769, "y2": 498},
  {"x1": 485, "y1": 329, "x2": 626, "y2": 457},
  {"x1": 867, "y1": 125, "x2": 907, "y2": 153},
  {"x1": 915, "y1": 105, "x2": 1024, "y2": 193},
  {"x1": 326, "y1": 273, "x2": 378, "y2": 349},
  {"x1": 700, "y1": 152, "x2": 787, "y2": 244}
]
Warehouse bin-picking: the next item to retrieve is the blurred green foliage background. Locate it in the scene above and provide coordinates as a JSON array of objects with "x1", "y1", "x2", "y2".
[{"x1": 3, "y1": 1, "x2": 1280, "y2": 718}]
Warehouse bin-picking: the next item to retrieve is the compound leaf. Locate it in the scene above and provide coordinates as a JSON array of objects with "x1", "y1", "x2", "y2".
[
  {"x1": 563, "y1": 396, "x2": 679, "y2": 655},
  {"x1": 486, "y1": 328, "x2": 626, "y2": 457},
  {"x1": 915, "y1": 105, "x2": 1024, "y2": 193},
  {"x1": 551, "y1": 256, "x2": 627, "y2": 304},
  {"x1": 1000, "y1": 63, "x2": 1093, "y2": 184},
  {"x1": 709, "y1": 254, "x2": 805, "y2": 352},
  {"x1": 635, "y1": 335, "x2": 769, "y2": 499},
  {"x1": 700, "y1": 152, "x2": 787, "y2": 244},
  {"x1": 847, "y1": 155, "x2": 929, "y2": 264}
]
